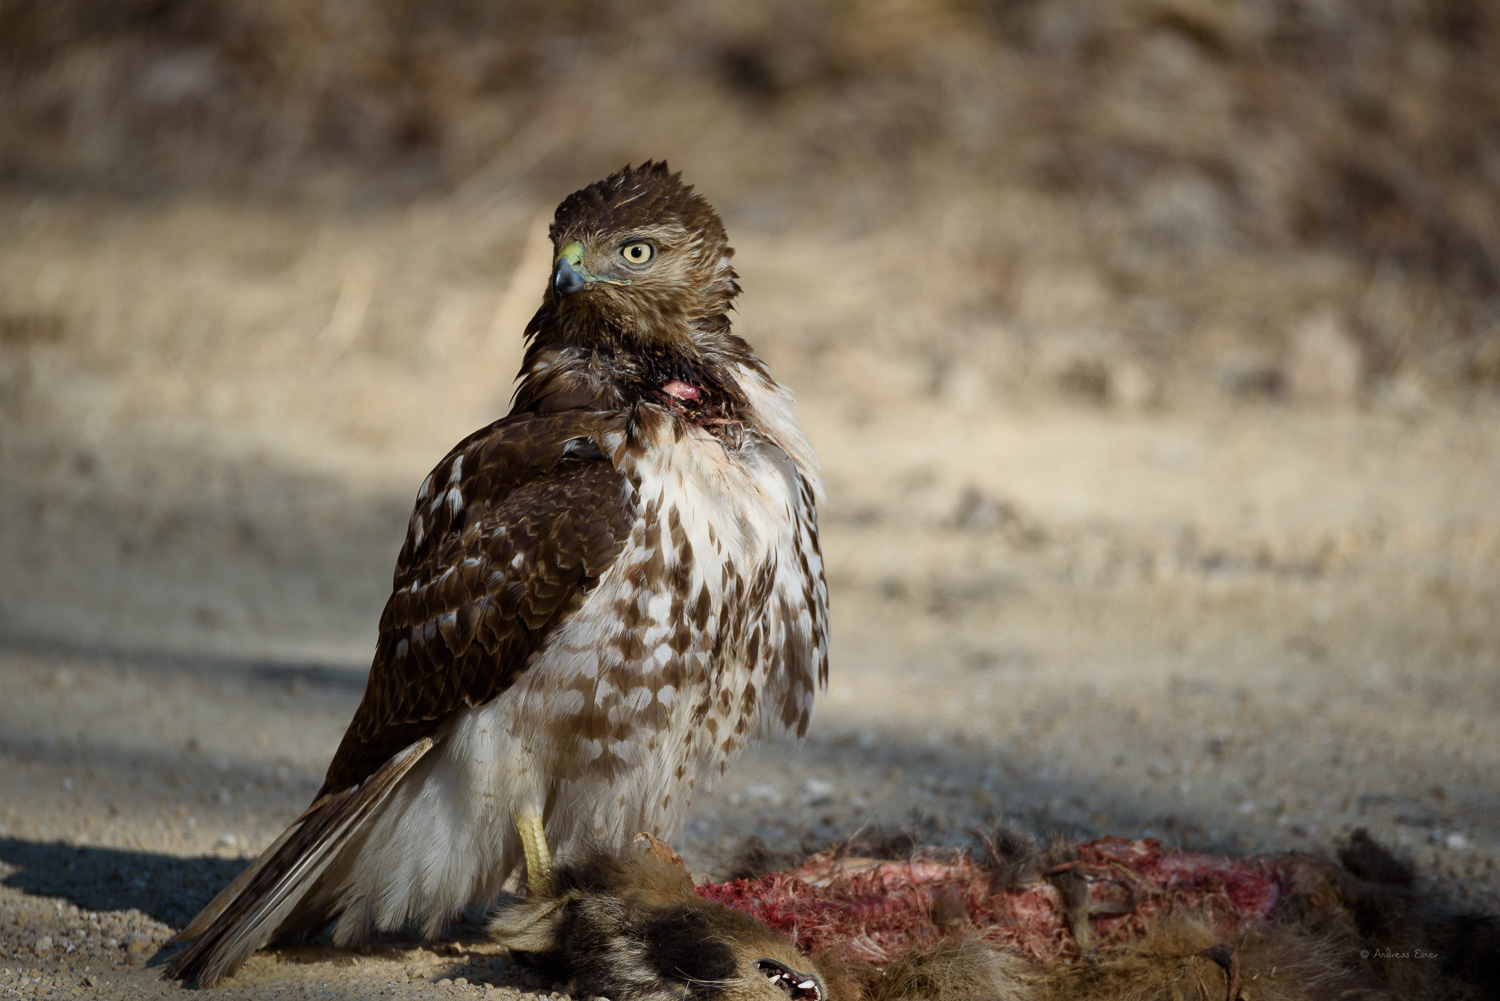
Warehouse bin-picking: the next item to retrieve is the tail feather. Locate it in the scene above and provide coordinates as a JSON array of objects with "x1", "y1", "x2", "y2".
[{"x1": 165, "y1": 738, "x2": 434, "y2": 987}]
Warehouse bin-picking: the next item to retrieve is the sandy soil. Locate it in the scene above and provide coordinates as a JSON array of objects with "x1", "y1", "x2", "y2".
[{"x1": 1, "y1": 192, "x2": 1497, "y2": 999}]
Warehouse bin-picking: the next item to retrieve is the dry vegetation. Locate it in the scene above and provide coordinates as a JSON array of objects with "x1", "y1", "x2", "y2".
[
  {"x1": 3, "y1": 0, "x2": 1500, "y2": 393},
  {"x1": 1, "y1": 3, "x2": 1498, "y2": 999}
]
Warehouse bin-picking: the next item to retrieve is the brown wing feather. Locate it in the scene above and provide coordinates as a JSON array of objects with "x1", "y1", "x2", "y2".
[
  {"x1": 165, "y1": 738, "x2": 435, "y2": 986},
  {"x1": 322, "y1": 411, "x2": 632, "y2": 793}
]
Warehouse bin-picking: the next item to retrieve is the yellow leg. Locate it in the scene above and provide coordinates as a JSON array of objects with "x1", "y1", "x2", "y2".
[{"x1": 516, "y1": 809, "x2": 552, "y2": 891}]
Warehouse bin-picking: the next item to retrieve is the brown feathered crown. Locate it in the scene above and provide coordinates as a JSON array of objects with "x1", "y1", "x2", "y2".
[
  {"x1": 538, "y1": 162, "x2": 739, "y2": 349},
  {"x1": 549, "y1": 160, "x2": 728, "y2": 255},
  {"x1": 513, "y1": 162, "x2": 759, "y2": 413}
]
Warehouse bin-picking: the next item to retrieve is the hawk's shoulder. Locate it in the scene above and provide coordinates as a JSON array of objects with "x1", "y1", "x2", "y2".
[{"x1": 323, "y1": 410, "x2": 633, "y2": 793}]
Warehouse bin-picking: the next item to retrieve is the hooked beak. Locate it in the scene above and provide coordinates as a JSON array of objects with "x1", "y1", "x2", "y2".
[
  {"x1": 552, "y1": 241, "x2": 589, "y2": 298},
  {"x1": 552, "y1": 240, "x2": 631, "y2": 299}
]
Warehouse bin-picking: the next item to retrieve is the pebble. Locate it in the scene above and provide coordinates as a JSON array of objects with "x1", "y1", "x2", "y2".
[{"x1": 33, "y1": 935, "x2": 53, "y2": 955}]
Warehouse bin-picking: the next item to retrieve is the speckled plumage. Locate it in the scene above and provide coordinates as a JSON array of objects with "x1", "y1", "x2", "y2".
[{"x1": 167, "y1": 162, "x2": 828, "y2": 986}]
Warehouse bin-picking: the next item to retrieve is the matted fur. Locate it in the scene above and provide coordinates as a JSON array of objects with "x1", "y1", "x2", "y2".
[
  {"x1": 491, "y1": 829, "x2": 1498, "y2": 1001},
  {"x1": 492, "y1": 838, "x2": 852, "y2": 1001}
]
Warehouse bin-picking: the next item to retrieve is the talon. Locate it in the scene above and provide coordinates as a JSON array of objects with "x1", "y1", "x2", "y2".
[{"x1": 517, "y1": 810, "x2": 552, "y2": 891}]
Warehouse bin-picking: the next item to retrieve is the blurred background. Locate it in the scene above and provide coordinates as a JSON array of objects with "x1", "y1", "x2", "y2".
[{"x1": 1, "y1": 0, "x2": 1498, "y2": 991}]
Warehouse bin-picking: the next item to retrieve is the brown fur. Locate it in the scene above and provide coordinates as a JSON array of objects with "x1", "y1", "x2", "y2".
[
  {"x1": 873, "y1": 937, "x2": 1039, "y2": 1000},
  {"x1": 978, "y1": 826, "x2": 1078, "y2": 892},
  {"x1": 725, "y1": 831, "x2": 929, "y2": 882},
  {"x1": 491, "y1": 839, "x2": 850, "y2": 1001},
  {"x1": 491, "y1": 830, "x2": 1499, "y2": 1001},
  {"x1": 1044, "y1": 920, "x2": 1390, "y2": 1001}
]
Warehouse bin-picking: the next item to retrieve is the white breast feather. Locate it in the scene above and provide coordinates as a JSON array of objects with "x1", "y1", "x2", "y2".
[{"x1": 319, "y1": 366, "x2": 824, "y2": 939}]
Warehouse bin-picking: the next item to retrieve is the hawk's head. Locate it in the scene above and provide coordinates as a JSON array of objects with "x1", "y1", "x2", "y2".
[{"x1": 542, "y1": 161, "x2": 739, "y2": 352}]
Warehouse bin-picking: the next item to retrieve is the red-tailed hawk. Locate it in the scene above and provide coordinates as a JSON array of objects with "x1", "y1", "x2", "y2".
[{"x1": 167, "y1": 162, "x2": 828, "y2": 985}]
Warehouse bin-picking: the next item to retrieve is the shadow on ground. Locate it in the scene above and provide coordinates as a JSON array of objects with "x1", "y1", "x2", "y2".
[{"x1": 0, "y1": 838, "x2": 250, "y2": 927}]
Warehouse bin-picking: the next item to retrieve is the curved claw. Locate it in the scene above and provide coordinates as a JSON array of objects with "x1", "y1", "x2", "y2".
[{"x1": 516, "y1": 810, "x2": 552, "y2": 891}]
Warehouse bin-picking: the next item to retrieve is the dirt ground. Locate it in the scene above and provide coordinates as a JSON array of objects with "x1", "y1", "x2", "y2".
[{"x1": 1, "y1": 183, "x2": 1498, "y2": 1001}]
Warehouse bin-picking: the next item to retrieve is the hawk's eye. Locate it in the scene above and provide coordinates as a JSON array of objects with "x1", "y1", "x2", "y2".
[{"x1": 619, "y1": 241, "x2": 654, "y2": 265}]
